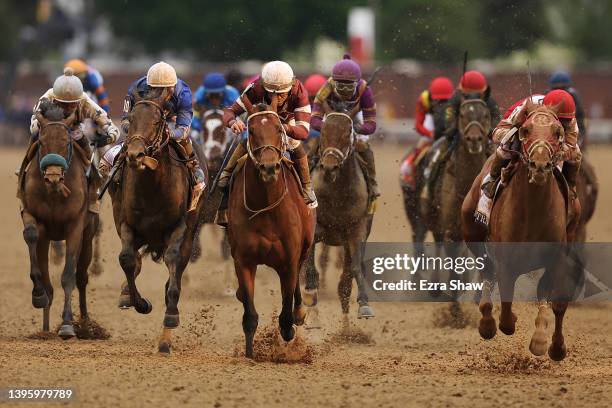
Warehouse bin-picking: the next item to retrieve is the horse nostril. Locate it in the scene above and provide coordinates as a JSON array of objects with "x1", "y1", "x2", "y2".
[{"x1": 275, "y1": 163, "x2": 281, "y2": 171}]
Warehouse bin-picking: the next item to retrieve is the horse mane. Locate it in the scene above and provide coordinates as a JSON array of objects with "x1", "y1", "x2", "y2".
[
  {"x1": 40, "y1": 100, "x2": 65, "y2": 121},
  {"x1": 253, "y1": 103, "x2": 269, "y2": 112}
]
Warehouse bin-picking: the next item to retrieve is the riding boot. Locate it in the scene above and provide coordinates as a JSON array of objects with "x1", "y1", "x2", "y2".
[
  {"x1": 564, "y1": 159, "x2": 581, "y2": 200},
  {"x1": 291, "y1": 144, "x2": 318, "y2": 208},
  {"x1": 481, "y1": 148, "x2": 509, "y2": 199},
  {"x1": 179, "y1": 137, "x2": 206, "y2": 212},
  {"x1": 420, "y1": 137, "x2": 448, "y2": 203},
  {"x1": 355, "y1": 141, "x2": 380, "y2": 214},
  {"x1": 215, "y1": 141, "x2": 248, "y2": 227}
]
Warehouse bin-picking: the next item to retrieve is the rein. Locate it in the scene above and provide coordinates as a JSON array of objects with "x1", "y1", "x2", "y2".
[
  {"x1": 518, "y1": 110, "x2": 564, "y2": 166},
  {"x1": 127, "y1": 100, "x2": 170, "y2": 159},
  {"x1": 459, "y1": 99, "x2": 489, "y2": 137},
  {"x1": 242, "y1": 110, "x2": 289, "y2": 218},
  {"x1": 37, "y1": 121, "x2": 74, "y2": 175},
  {"x1": 320, "y1": 112, "x2": 355, "y2": 167}
]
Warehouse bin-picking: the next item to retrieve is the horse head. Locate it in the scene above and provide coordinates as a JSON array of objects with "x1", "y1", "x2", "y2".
[
  {"x1": 243, "y1": 95, "x2": 285, "y2": 183},
  {"x1": 126, "y1": 88, "x2": 172, "y2": 171},
  {"x1": 36, "y1": 102, "x2": 77, "y2": 195},
  {"x1": 319, "y1": 112, "x2": 354, "y2": 182},
  {"x1": 458, "y1": 94, "x2": 491, "y2": 154},
  {"x1": 519, "y1": 100, "x2": 565, "y2": 185},
  {"x1": 201, "y1": 109, "x2": 228, "y2": 171}
]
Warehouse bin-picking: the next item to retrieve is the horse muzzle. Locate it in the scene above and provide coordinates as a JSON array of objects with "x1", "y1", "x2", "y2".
[
  {"x1": 465, "y1": 132, "x2": 486, "y2": 155},
  {"x1": 127, "y1": 151, "x2": 158, "y2": 171},
  {"x1": 528, "y1": 161, "x2": 553, "y2": 185},
  {"x1": 43, "y1": 165, "x2": 70, "y2": 197},
  {"x1": 258, "y1": 162, "x2": 281, "y2": 183}
]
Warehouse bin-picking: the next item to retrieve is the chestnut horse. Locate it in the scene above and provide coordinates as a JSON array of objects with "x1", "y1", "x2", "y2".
[
  {"x1": 462, "y1": 102, "x2": 580, "y2": 361},
  {"x1": 227, "y1": 97, "x2": 315, "y2": 358},
  {"x1": 304, "y1": 112, "x2": 374, "y2": 320},
  {"x1": 109, "y1": 88, "x2": 206, "y2": 354},
  {"x1": 20, "y1": 103, "x2": 99, "y2": 338}
]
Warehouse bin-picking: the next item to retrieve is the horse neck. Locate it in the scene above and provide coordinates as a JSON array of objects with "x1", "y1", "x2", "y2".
[
  {"x1": 244, "y1": 158, "x2": 286, "y2": 207},
  {"x1": 507, "y1": 163, "x2": 563, "y2": 222},
  {"x1": 452, "y1": 137, "x2": 487, "y2": 194}
]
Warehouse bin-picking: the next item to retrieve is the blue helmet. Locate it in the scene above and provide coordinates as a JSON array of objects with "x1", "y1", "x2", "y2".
[
  {"x1": 549, "y1": 71, "x2": 571, "y2": 87},
  {"x1": 203, "y1": 72, "x2": 226, "y2": 93}
]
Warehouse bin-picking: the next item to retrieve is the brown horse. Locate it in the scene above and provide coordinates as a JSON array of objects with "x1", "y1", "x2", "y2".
[
  {"x1": 304, "y1": 112, "x2": 374, "y2": 320},
  {"x1": 227, "y1": 97, "x2": 315, "y2": 358},
  {"x1": 20, "y1": 103, "x2": 99, "y2": 338},
  {"x1": 462, "y1": 102, "x2": 579, "y2": 361},
  {"x1": 109, "y1": 88, "x2": 206, "y2": 354}
]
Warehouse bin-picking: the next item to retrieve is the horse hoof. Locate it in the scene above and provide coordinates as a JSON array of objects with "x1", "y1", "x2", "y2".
[
  {"x1": 32, "y1": 293, "x2": 49, "y2": 309},
  {"x1": 293, "y1": 306, "x2": 307, "y2": 326},
  {"x1": 548, "y1": 343, "x2": 567, "y2": 361},
  {"x1": 529, "y1": 334, "x2": 548, "y2": 356},
  {"x1": 118, "y1": 295, "x2": 132, "y2": 309},
  {"x1": 305, "y1": 307, "x2": 321, "y2": 330},
  {"x1": 478, "y1": 317, "x2": 497, "y2": 340},
  {"x1": 135, "y1": 298, "x2": 152, "y2": 314},
  {"x1": 280, "y1": 325, "x2": 296, "y2": 343},
  {"x1": 58, "y1": 324, "x2": 76, "y2": 339},
  {"x1": 302, "y1": 289, "x2": 318, "y2": 307},
  {"x1": 163, "y1": 314, "x2": 180, "y2": 328},
  {"x1": 357, "y1": 305, "x2": 375, "y2": 319},
  {"x1": 499, "y1": 313, "x2": 517, "y2": 336},
  {"x1": 158, "y1": 342, "x2": 171, "y2": 355}
]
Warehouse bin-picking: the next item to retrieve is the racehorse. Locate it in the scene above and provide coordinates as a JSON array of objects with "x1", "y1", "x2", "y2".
[
  {"x1": 304, "y1": 111, "x2": 374, "y2": 319},
  {"x1": 462, "y1": 101, "x2": 580, "y2": 361},
  {"x1": 227, "y1": 96, "x2": 315, "y2": 358},
  {"x1": 109, "y1": 87, "x2": 206, "y2": 354},
  {"x1": 20, "y1": 102, "x2": 99, "y2": 338}
]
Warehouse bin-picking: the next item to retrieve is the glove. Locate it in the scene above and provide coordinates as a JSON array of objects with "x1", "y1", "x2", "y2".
[{"x1": 94, "y1": 133, "x2": 113, "y2": 147}]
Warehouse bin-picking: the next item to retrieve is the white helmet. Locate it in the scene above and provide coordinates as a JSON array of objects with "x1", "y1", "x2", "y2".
[
  {"x1": 146, "y1": 61, "x2": 177, "y2": 87},
  {"x1": 52, "y1": 67, "x2": 84, "y2": 103},
  {"x1": 261, "y1": 60, "x2": 294, "y2": 93}
]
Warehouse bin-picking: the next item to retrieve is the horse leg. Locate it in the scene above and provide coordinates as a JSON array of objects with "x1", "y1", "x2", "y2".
[
  {"x1": 498, "y1": 270, "x2": 517, "y2": 336},
  {"x1": 529, "y1": 301, "x2": 549, "y2": 356},
  {"x1": 89, "y1": 218, "x2": 103, "y2": 276},
  {"x1": 548, "y1": 301, "x2": 568, "y2": 361},
  {"x1": 338, "y1": 245, "x2": 352, "y2": 315},
  {"x1": 235, "y1": 259, "x2": 258, "y2": 358},
  {"x1": 118, "y1": 223, "x2": 151, "y2": 314},
  {"x1": 37, "y1": 233, "x2": 52, "y2": 332},
  {"x1": 118, "y1": 253, "x2": 141, "y2": 309},
  {"x1": 318, "y1": 244, "x2": 329, "y2": 289},
  {"x1": 293, "y1": 273, "x2": 306, "y2": 326},
  {"x1": 348, "y1": 236, "x2": 374, "y2": 319},
  {"x1": 58, "y1": 219, "x2": 85, "y2": 339},
  {"x1": 159, "y1": 220, "x2": 189, "y2": 354},
  {"x1": 22, "y1": 211, "x2": 48, "y2": 309},
  {"x1": 279, "y1": 262, "x2": 298, "y2": 342},
  {"x1": 303, "y1": 242, "x2": 319, "y2": 307},
  {"x1": 222, "y1": 230, "x2": 234, "y2": 296},
  {"x1": 76, "y1": 216, "x2": 96, "y2": 321}
]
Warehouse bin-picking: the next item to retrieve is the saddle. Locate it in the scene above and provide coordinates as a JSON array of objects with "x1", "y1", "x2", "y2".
[{"x1": 475, "y1": 161, "x2": 570, "y2": 228}]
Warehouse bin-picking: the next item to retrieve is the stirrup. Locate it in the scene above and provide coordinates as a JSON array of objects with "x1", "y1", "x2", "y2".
[{"x1": 304, "y1": 189, "x2": 318, "y2": 209}]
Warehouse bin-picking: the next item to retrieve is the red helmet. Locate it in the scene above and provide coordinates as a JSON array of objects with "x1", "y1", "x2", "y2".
[
  {"x1": 304, "y1": 74, "x2": 327, "y2": 97},
  {"x1": 543, "y1": 89, "x2": 575, "y2": 119},
  {"x1": 460, "y1": 70, "x2": 487, "y2": 93},
  {"x1": 429, "y1": 76, "x2": 454, "y2": 100}
]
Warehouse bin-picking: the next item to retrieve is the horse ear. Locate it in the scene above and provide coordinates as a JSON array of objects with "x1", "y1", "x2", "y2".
[
  {"x1": 63, "y1": 110, "x2": 78, "y2": 127},
  {"x1": 241, "y1": 95, "x2": 254, "y2": 116},
  {"x1": 35, "y1": 111, "x2": 47, "y2": 127},
  {"x1": 322, "y1": 100, "x2": 332, "y2": 115}
]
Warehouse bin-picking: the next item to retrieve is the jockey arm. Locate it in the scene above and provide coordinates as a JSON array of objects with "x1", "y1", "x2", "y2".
[
  {"x1": 172, "y1": 83, "x2": 194, "y2": 140},
  {"x1": 310, "y1": 80, "x2": 334, "y2": 132},
  {"x1": 80, "y1": 94, "x2": 120, "y2": 144},
  {"x1": 414, "y1": 91, "x2": 433, "y2": 138},
  {"x1": 355, "y1": 86, "x2": 377, "y2": 135}
]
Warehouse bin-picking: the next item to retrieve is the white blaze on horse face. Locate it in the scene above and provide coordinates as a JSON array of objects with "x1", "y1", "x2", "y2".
[{"x1": 203, "y1": 117, "x2": 225, "y2": 158}]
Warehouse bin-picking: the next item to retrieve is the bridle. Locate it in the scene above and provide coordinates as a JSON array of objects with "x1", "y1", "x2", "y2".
[
  {"x1": 459, "y1": 99, "x2": 490, "y2": 137},
  {"x1": 319, "y1": 112, "x2": 355, "y2": 167},
  {"x1": 37, "y1": 121, "x2": 74, "y2": 176},
  {"x1": 243, "y1": 110, "x2": 288, "y2": 219},
  {"x1": 518, "y1": 109, "x2": 564, "y2": 167},
  {"x1": 246, "y1": 110, "x2": 287, "y2": 167},
  {"x1": 127, "y1": 99, "x2": 170, "y2": 158}
]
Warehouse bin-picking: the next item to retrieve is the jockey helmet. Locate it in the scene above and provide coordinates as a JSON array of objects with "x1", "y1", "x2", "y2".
[
  {"x1": 261, "y1": 61, "x2": 294, "y2": 93},
  {"x1": 52, "y1": 67, "x2": 84, "y2": 103},
  {"x1": 203, "y1": 72, "x2": 227, "y2": 93},
  {"x1": 332, "y1": 55, "x2": 361, "y2": 82},
  {"x1": 459, "y1": 70, "x2": 487, "y2": 93},
  {"x1": 147, "y1": 61, "x2": 177, "y2": 88},
  {"x1": 549, "y1": 71, "x2": 571, "y2": 87},
  {"x1": 429, "y1": 76, "x2": 454, "y2": 100},
  {"x1": 304, "y1": 74, "x2": 327, "y2": 97},
  {"x1": 543, "y1": 89, "x2": 576, "y2": 119},
  {"x1": 64, "y1": 59, "x2": 88, "y2": 76}
]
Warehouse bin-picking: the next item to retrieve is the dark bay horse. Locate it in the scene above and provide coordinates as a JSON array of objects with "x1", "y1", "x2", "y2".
[
  {"x1": 20, "y1": 103, "x2": 99, "y2": 338},
  {"x1": 109, "y1": 88, "x2": 206, "y2": 354},
  {"x1": 304, "y1": 112, "x2": 374, "y2": 320},
  {"x1": 227, "y1": 97, "x2": 315, "y2": 358},
  {"x1": 462, "y1": 102, "x2": 579, "y2": 361}
]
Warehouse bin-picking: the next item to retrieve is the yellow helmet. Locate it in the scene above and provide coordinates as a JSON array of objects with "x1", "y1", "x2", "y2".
[
  {"x1": 64, "y1": 59, "x2": 88, "y2": 76},
  {"x1": 146, "y1": 61, "x2": 177, "y2": 87}
]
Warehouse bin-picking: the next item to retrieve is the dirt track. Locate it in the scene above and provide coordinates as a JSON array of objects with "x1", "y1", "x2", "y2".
[{"x1": 0, "y1": 144, "x2": 610, "y2": 408}]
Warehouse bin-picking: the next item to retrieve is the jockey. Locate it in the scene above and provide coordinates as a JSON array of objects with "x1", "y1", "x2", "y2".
[
  {"x1": 116, "y1": 61, "x2": 206, "y2": 207},
  {"x1": 23, "y1": 67, "x2": 119, "y2": 210},
  {"x1": 310, "y1": 55, "x2": 379, "y2": 206},
  {"x1": 303, "y1": 74, "x2": 327, "y2": 144},
  {"x1": 481, "y1": 89, "x2": 581, "y2": 199},
  {"x1": 421, "y1": 70, "x2": 499, "y2": 199},
  {"x1": 215, "y1": 60, "x2": 316, "y2": 226},
  {"x1": 64, "y1": 59, "x2": 110, "y2": 113},
  {"x1": 547, "y1": 71, "x2": 587, "y2": 143},
  {"x1": 400, "y1": 76, "x2": 454, "y2": 189},
  {"x1": 191, "y1": 72, "x2": 240, "y2": 134}
]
